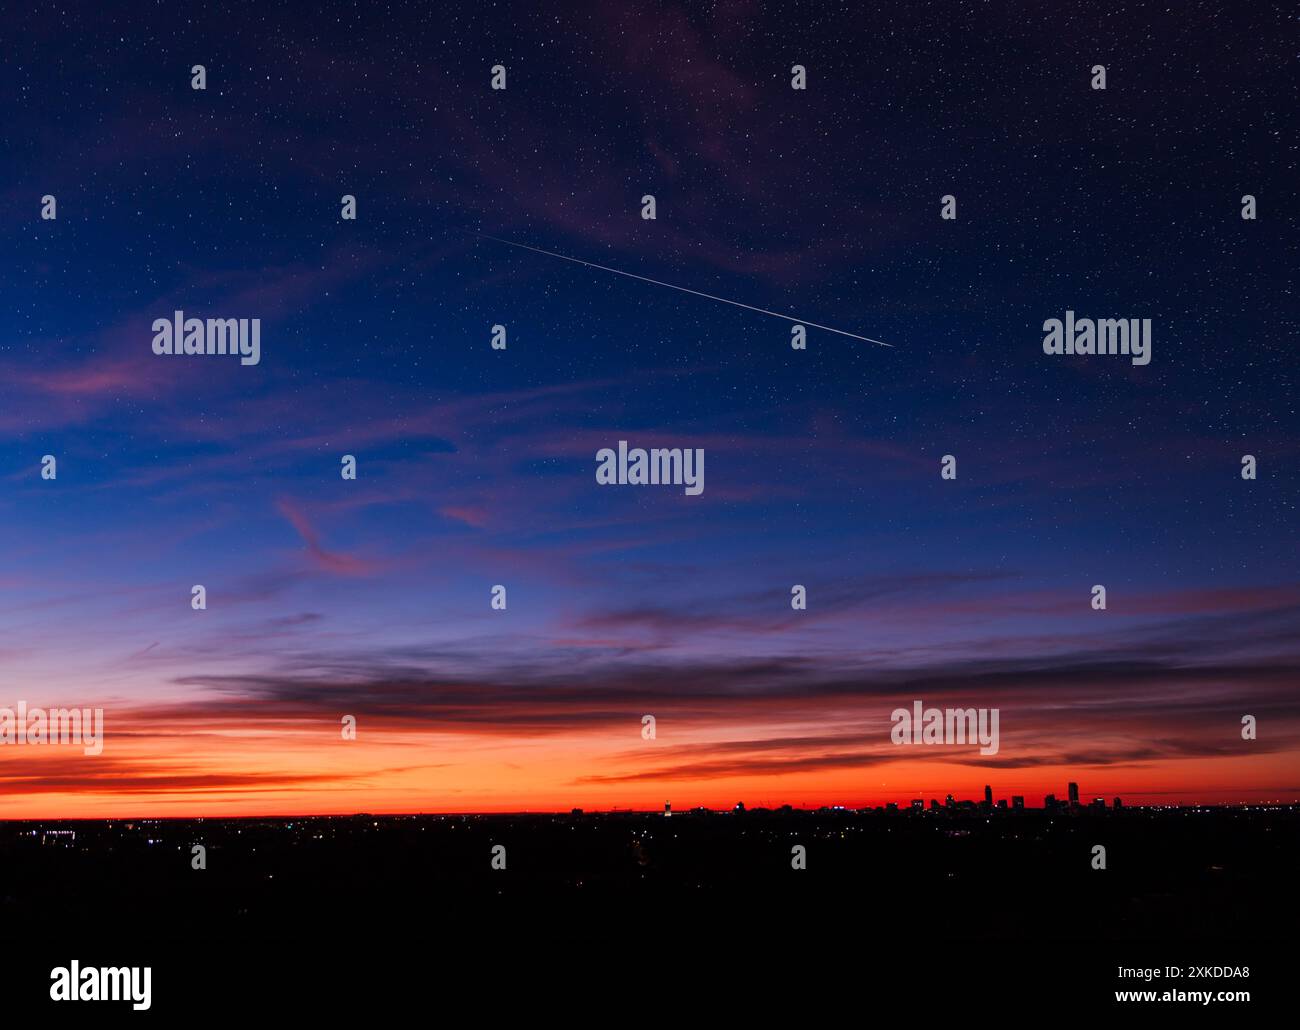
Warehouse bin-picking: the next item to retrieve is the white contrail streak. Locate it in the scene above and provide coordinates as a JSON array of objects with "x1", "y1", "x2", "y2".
[{"x1": 475, "y1": 234, "x2": 893, "y2": 348}]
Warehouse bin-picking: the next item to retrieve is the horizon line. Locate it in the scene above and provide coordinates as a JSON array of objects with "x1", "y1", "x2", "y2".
[{"x1": 6, "y1": 800, "x2": 1297, "y2": 822}]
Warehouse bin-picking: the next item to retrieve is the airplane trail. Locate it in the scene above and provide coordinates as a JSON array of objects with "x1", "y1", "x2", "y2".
[{"x1": 476, "y1": 234, "x2": 894, "y2": 348}]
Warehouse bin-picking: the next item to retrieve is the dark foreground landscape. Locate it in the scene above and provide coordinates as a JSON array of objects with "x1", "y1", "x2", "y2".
[
  {"x1": 1, "y1": 805, "x2": 1291, "y2": 1016},
  {"x1": 4, "y1": 805, "x2": 1295, "y2": 939}
]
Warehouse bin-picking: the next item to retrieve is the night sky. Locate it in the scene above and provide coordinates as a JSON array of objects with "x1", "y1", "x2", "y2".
[{"x1": 1, "y1": 2, "x2": 1296, "y2": 815}]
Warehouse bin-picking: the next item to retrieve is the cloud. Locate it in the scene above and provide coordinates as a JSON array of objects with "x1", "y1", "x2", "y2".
[
  {"x1": 0, "y1": 752, "x2": 438, "y2": 796},
  {"x1": 133, "y1": 598, "x2": 1300, "y2": 748},
  {"x1": 275, "y1": 497, "x2": 381, "y2": 577}
]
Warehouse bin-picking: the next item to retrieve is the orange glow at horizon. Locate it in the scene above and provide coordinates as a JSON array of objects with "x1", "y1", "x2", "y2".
[{"x1": 3, "y1": 711, "x2": 1295, "y2": 819}]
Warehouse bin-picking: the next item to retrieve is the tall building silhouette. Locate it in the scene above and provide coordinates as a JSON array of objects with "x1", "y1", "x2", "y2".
[
  {"x1": 1068, "y1": 781, "x2": 1080, "y2": 806},
  {"x1": 984, "y1": 784, "x2": 993, "y2": 807}
]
